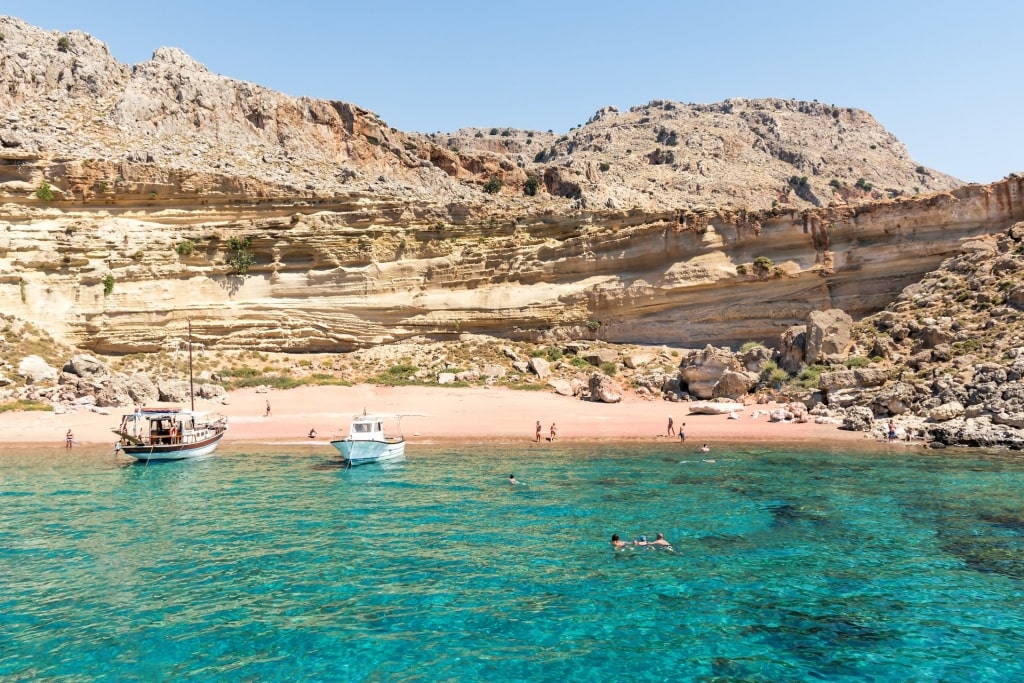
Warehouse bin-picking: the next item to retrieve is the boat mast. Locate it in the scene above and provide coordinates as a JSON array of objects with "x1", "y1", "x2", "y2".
[{"x1": 188, "y1": 319, "x2": 195, "y2": 412}]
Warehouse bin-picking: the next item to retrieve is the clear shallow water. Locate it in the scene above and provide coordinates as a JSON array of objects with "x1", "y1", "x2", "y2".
[{"x1": 2, "y1": 443, "x2": 1024, "y2": 682}]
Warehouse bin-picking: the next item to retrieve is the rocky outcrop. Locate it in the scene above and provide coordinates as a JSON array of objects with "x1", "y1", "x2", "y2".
[{"x1": 589, "y1": 373, "x2": 623, "y2": 403}]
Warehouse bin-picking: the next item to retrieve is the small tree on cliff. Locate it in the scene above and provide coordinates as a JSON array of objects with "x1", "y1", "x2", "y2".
[
  {"x1": 228, "y1": 236, "x2": 255, "y2": 276},
  {"x1": 523, "y1": 176, "x2": 540, "y2": 197},
  {"x1": 483, "y1": 177, "x2": 502, "y2": 194}
]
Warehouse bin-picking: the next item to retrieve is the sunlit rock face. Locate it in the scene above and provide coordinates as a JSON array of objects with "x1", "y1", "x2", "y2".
[{"x1": 0, "y1": 15, "x2": 1019, "y2": 355}]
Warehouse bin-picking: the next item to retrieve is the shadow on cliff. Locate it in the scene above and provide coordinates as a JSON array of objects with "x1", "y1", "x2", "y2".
[{"x1": 218, "y1": 274, "x2": 247, "y2": 297}]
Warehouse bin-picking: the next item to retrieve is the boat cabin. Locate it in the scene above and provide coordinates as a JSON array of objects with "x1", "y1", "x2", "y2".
[{"x1": 349, "y1": 417, "x2": 385, "y2": 441}]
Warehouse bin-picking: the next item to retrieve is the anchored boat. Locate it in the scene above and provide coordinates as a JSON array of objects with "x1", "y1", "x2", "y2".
[
  {"x1": 114, "y1": 407, "x2": 227, "y2": 461},
  {"x1": 114, "y1": 320, "x2": 227, "y2": 462},
  {"x1": 330, "y1": 412, "x2": 410, "y2": 466}
]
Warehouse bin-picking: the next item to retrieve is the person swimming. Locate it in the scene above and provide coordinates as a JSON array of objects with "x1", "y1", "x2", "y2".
[
  {"x1": 509, "y1": 474, "x2": 520, "y2": 485},
  {"x1": 652, "y1": 533, "x2": 675, "y2": 552},
  {"x1": 610, "y1": 533, "x2": 628, "y2": 550}
]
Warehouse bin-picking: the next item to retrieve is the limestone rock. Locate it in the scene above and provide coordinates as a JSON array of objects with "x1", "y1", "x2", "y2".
[
  {"x1": 929, "y1": 401, "x2": 965, "y2": 422},
  {"x1": 712, "y1": 370, "x2": 759, "y2": 400},
  {"x1": 158, "y1": 380, "x2": 191, "y2": 403},
  {"x1": 777, "y1": 325, "x2": 807, "y2": 374},
  {"x1": 853, "y1": 367, "x2": 888, "y2": 388},
  {"x1": 741, "y1": 345, "x2": 773, "y2": 373},
  {"x1": 528, "y1": 357, "x2": 551, "y2": 380},
  {"x1": 840, "y1": 406, "x2": 874, "y2": 431},
  {"x1": 548, "y1": 379, "x2": 574, "y2": 396},
  {"x1": 680, "y1": 345, "x2": 736, "y2": 399},
  {"x1": 94, "y1": 375, "x2": 131, "y2": 407},
  {"x1": 689, "y1": 402, "x2": 745, "y2": 415},
  {"x1": 481, "y1": 364, "x2": 507, "y2": 378},
  {"x1": 805, "y1": 310, "x2": 853, "y2": 365},
  {"x1": 588, "y1": 373, "x2": 623, "y2": 403},
  {"x1": 18, "y1": 356, "x2": 58, "y2": 384},
  {"x1": 124, "y1": 374, "x2": 159, "y2": 405},
  {"x1": 818, "y1": 370, "x2": 857, "y2": 392},
  {"x1": 64, "y1": 354, "x2": 111, "y2": 378},
  {"x1": 582, "y1": 349, "x2": 618, "y2": 367},
  {"x1": 197, "y1": 383, "x2": 227, "y2": 399},
  {"x1": 623, "y1": 352, "x2": 655, "y2": 370}
]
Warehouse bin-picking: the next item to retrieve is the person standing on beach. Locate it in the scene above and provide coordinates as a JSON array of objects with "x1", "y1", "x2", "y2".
[
  {"x1": 65, "y1": 429, "x2": 74, "y2": 448},
  {"x1": 667, "y1": 416, "x2": 675, "y2": 437},
  {"x1": 549, "y1": 423, "x2": 558, "y2": 441},
  {"x1": 265, "y1": 400, "x2": 271, "y2": 418},
  {"x1": 679, "y1": 422, "x2": 686, "y2": 442},
  {"x1": 535, "y1": 421, "x2": 542, "y2": 442}
]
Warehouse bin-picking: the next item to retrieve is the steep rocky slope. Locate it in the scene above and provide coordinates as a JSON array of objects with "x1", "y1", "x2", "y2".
[
  {"x1": 835, "y1": 222, "x2": 1024, "y2": 447},
  {"x1": 1, "y1": 13, "x2": 958, "y2": 213}
]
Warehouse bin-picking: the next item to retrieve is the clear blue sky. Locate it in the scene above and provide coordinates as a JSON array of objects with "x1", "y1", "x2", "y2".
[{"x1": 10, "y1": 1, "x2": 1022, "y2": 183}]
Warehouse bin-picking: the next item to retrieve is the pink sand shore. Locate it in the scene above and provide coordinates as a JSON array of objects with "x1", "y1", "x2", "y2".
[{"x1": 0, "y1": 385, "x2": 880, "y2": 453}]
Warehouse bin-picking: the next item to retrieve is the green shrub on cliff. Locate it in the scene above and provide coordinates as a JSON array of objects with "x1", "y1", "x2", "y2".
[
  {"x1": 523, "y1": 176, "x2": 540, "y2": 196},
  {"x1": 35, "y1": 182, "x2": 54, "y2": 201},
  {"x1": 796, "y1": 364, "x2": 827, "y2": 389},
  {"x1": 228, "y1": 236, "x2": 255, "y2": 275}
]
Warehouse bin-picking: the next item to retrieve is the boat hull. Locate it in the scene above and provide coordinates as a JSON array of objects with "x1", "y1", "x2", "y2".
[
  {"x1": 120, "y1": 431, "x2": 225, "y2": 462},
  {"x1": 330, "y1": 438, "x2": 405, "y2": 466}
]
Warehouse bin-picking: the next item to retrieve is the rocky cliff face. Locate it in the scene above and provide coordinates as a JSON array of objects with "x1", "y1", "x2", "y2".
[{"x1": 0, "y1": 15, "x2": 1019, "y2": 360}]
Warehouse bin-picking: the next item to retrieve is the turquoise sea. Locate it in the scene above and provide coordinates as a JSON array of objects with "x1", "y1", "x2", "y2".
[{"x1": 2, "y1": 442, "x2": 1024, "y2": 682}]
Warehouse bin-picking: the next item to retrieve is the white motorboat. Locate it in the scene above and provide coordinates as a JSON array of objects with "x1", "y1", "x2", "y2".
[{"x1": 330, "y1": 412, "x2": 408, "y2": 466}]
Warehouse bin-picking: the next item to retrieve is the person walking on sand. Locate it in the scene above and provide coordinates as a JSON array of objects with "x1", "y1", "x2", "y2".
[
  {"x1": 65, "y1": 429, "x2": 74, "y2": 448},
  {"x1": 535, "y1": 421, "x2": 542, "y2": 442},
  {"x1": 679, "y1": 422, "x2": 686, "y2": 443},
  {"x1": 549, "y1": 423, "x2": 558, "y2": 442},
  {"x1": 667, "y1": 416, "x2": 675, "y2": 437},
  {"x1": 265, "y1": 400, "x2": 271, "y2": 418}
]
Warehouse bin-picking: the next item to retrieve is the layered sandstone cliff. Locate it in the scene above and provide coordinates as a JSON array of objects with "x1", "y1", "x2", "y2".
[{"x1": 0, "y1": 14, "x2": 1019, "y2": 358}]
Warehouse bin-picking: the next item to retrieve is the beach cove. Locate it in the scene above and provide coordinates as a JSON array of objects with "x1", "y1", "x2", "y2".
[{"x1": 0, "y1": 384, "x2": 873, "y2": 450}]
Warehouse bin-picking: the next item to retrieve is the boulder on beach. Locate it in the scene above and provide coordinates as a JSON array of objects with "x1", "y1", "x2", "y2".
[{"x1": 689, "y1": 402, "x2": 745, "y2": 415}]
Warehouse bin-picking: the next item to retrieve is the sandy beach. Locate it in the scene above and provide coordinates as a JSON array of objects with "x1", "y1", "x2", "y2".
[{"x1": 0, "y1": 384, "x2": 875, "y2": 451}]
